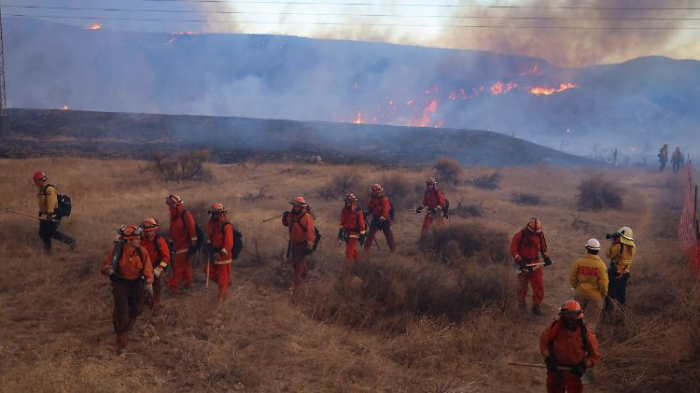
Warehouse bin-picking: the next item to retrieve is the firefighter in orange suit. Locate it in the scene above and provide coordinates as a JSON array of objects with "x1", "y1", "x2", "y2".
[
  {"x1": 140, "y1": 218, "x2": 170, "y2": 310},
  {"x1": 339, "y1": 193, "x2": 366, "y2": 266},
  {"x1": 282, "y1": 197, "x2": 316, "y2": 290},
  {"x1": 511, "y1": 218, "x2": 552, "y2": 316},
  {"x1": 165, "y1": 194, "x2": 198, "y2": 293},
  {"x1": 363, "y1": 183, "x2": 396, "y2": 252},
  {"x1": 101, "y1": 225, "x2": 154, "y2": 352},
  {"x1": 540, "y1": 300, "x2": 601, "y2": 393},
  {"x1": 206, "y1": 203, "x2": 234, "y2": 302},
  {"x1": 416, "y1": 177, "x2": 447, "y2": 239}
]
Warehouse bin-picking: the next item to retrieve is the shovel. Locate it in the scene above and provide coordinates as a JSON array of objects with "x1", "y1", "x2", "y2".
[{"x1": 508, "y1": 361, "x2": 595, "y2": 385}]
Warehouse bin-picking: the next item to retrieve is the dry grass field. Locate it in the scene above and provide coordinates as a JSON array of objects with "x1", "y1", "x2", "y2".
[{"x1": 0, "y1": 157, "x2": 698, "y2": 393}]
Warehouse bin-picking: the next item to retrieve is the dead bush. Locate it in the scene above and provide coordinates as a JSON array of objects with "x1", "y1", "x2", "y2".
[
  {"x1": 450, "y1": 198, "x2": 483, "y2": 218},
  {"x1": 576, "y1": 174, "x2": 623, "y2": 210},
  {"x1": 300, "y1": 257, "x2": 513, "y2": 332},
  {"x1": 434, "y1": 157, "x2": 464, "y2": 186},
  {"x1": 424, "y1": 223, "x2": 510, "y2": 264},
  {"x1": 468, "y1": 172, "x2": 501, "y2": 190},
  {"x1": 318, "y1": 170, "x2": 364, "y2": 200},
  {"x1": 149, "y1": 150, "x2": 212, "y2": 182},
  {"x1": 510, "y1": 192, "x2": 541, "y2": 205}
]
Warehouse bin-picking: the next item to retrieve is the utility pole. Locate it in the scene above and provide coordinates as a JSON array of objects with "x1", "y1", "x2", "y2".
[{"x1": 0, "y1": 6, "x2": 8, "y2": 135}]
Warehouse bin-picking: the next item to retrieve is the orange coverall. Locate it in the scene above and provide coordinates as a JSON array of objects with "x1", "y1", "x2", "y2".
[
  {"x1": 340, "y1": 203, "x2": 365, "y2": 266},
  {"x1": 283, "y1": 209, "x2": 315, "y2": 289},
  {"x1": 539, "y1": 319, "x2": 601, "y2": 393},
  {"x1": 363, "y1": 195, "x2": 395, "y2": 252},
  {"x1": 103, "y1": 247, "x2": 154, "y2": 335},
  {"x1": 168, "y1": 205, "x2": 197, "y2": 292},
  {"x1": 511, "y1": 229, "x2": 548, "y2": 306},
  {"x1": 206, "y1": 217, "x2": 234, "y2": 301},
  {"x1": 421, "y1": 188, "x2": 447, "y2": 238}
]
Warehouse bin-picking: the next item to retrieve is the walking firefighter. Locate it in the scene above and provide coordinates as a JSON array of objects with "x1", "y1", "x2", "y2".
[
  {"x1": 540, "y1": 300, "x2": 601, "y2": 393},
  {"x1": 338, "y1": 193, "x2": 366, "y2": 266},
  {"x1": 415, "y1": 176, "x2": 447, "y2": 240},
  {"x1": 282, "y1": 197, "x2": 317, "y2": 290},
  {"x1": 101, "y1": 225, "x2": 154, "y2": 352},
  {"x1": 33, "y1": 171, "x2": 76, "y2": 253},
  {"x1": 165, "y1": 194, "x2": 199, "y2": 293},
  {"x1": 363, "y1": 183, "x2": 396, "y2": 252},
  {"x1": 511, "y1": 218, "x2": 553, "y2": 316},
  {"x1": 140, "y1": 218, "x2": 171, "y2": 310},
  {"x1": 206, "y1": 203, "x2": 234, "y2": 302}
]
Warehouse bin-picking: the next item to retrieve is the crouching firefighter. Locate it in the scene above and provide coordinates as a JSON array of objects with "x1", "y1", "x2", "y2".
[
  {"x1": 101, "y1": 225, "x2": 154, "y2": 352},
  {"x1": 206, "y1": 203, "x2": 234, "y2": 302},
  {"x1": 540, "y1": 300, "x2": 601, "y2": 393},
  {"x1": 140, "y1": 218, "x2": 171, "y2": 310},
  {"x1": 338, "y1": 193, "x2": 366, "y2": 267},
  {"x1": 511, "y1": 218, "x2": 552, "y2": 316},
  {"x1": 283, "y1": 197, "x2": 316, "y2": 290}
]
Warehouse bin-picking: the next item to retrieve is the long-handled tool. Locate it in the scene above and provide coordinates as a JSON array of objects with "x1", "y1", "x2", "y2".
[
  {"x1": 262, "y1": 215, "x2": 283, "y2": 223},
  {"x1": 508, "y1": 362, "x2": 595, "y2": 384},
  {"x1": 4, "y1": 209, "x2": 41, "y2": 221}
]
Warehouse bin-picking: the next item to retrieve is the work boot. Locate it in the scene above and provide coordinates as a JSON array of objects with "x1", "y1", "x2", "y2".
[
  {"x1": 116, "y1": 333, "x2": 128, "y2": 352},
  {"x1": 532, "y1": 304, "x2": 543, "y2": 316},
  {"x1": 518, "y1": 301, "x2": 526, "y2": 311}
]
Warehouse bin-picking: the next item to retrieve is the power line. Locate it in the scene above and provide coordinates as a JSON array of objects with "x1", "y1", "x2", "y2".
[
  {"x1": 5, "y1": 4, "x2": 700, "y2": 21},
  {"x1": 8, "y1": 13, "x2": 700, "y2": 29}
]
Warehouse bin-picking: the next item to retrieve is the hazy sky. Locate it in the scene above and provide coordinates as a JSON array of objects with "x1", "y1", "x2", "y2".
[{"x1": 5, "y1": 0, "x2": 700, "y2": 66}]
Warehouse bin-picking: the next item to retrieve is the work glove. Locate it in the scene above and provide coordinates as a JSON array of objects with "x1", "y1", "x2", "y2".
[
  {"x1": 282, "y1": 211, "x2": 289, "y2": 222},
  {"x1": 102, "y1": 266, "x2": 115, "y2": 276},
  {"x1": 144, "y1": 284, "x2": 154, "y2": 298},
  {"x1": 188, "y1": 240, "x2": 198, "y2": 255},
  {"x1": 543, "y1": 256, "x2": 553, "y2": 266},
  {"x1": 153, "y1": 267, "x2": 163, "y2": 278},
  {"x1": 305, "y1": 247, "x2": 313, "y2": 256},
  {"x1": 570, "y1": 362, "x2": 587, "y2": 377},
  {"x1": 337, "y1": 228, "x2": 345, "y2": 242},
  {"x1": 514, "y1": 255, "x2": 523, "y2": 263},
  {"x1": 519, "y1": 261, "x2": 532, "y2": 273},
  {"x1": 219, "y1": 248, "x2": 229, "y2": 257},
  {"x1": 358, "y1": 233, "x2": 367, "y2": 246},
  {"x1": 544, "y1": 357, "x2": 558, "y2": 372},
  {"x1": 415, "y1": 206, "x2": 423, "y2": 213}
]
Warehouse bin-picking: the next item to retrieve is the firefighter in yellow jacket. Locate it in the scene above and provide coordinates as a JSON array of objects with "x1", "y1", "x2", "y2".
[
  {"x1": 605, "y1": 227, "x2": 636, "y2": 313},
  {"x1": 569, "y1": 239, "x2": 609, "y2": 331},
  {"x1": 33, "y1": 171, "x2": 76, "y2": 253}
]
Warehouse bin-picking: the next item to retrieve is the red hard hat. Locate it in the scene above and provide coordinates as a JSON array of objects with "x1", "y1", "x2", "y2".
[
  {"x1": 559, "y1": 300, "x2": 584, "y2": 319},
  {"x1": 426, "y1": 177, "x2": 437, "y2": 185},
  {"x1": 208, "y1": 202, "x2": 227, "y2": 214},
  {"x1": 371, "y1": 183, "x2": 383, "y2": 193},
  {"x1": 166, "y1": 194, "x2": 183, "y2": 206},
  {"x1": 289, "y1": 196, "x2": 308, "y2": 206},
  {"x1": 141, "y1": 218, "x2": 159, "y2": 231},
  {"x1": 527, "y1": 218, "x2": 542, "y2": 233},
  {"x1": 120, "y1": 225, "x2": 143, "y2": 240},
  {"x1": 344, "y1": 193, "x2": 357, "y2": 202},
  {"x1": 33, "y1": 171, "x2": 47, "y2": 181}
]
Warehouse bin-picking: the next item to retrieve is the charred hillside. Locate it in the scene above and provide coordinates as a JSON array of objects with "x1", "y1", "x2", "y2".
[{"x1": 2, "y1": 109, "x2": 597, "y2": 167}]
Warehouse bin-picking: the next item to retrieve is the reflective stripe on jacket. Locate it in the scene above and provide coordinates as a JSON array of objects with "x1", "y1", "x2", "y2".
[{"x1": 207, "y1": 218, "x2": 234, "y2": 265}]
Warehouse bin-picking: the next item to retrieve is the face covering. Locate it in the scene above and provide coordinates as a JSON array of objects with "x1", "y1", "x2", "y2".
[{"x1": 563, "y1": 319, "x2": 578, "y2": 331}]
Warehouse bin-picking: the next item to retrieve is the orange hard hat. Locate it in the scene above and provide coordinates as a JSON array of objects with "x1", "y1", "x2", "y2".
[
  {"x1": 371, "y1": 183, "x2": 384, "y2": 194},
  {"x1": 120, "y1": 225, "x2": 143, "y2": 240},
  {"x1": 141, "y1": 218, "x2": 159, "y2": 231},
  {"x1": 208, "y1": 202, "x2": 227, "y2": 214},
  {"x1": 426, "y1": 177, "x2": 437, "y2": 185},
  {"x1": 526, "y1": 218, "x2": 542, "y2": 233},
  {"x1": 344, "y1": 193, "x2": 357, "y2": 202},
  {"x1": 289, "y1": 196, "x2": 308, "y2": 206},
  {"x1": 33, "y1": 171, "x2": 47, "y2": 181},
  {"x1": 559, "y1": 300, "x2": 584, "y2": 319},
  {"x1": 166, "y1": 194, "x2": 183, "y2": 206}
]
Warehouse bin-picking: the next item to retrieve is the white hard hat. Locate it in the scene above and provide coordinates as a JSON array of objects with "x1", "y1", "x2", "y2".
[{"x1": 585, "y1": 238, "x2": 601, "y2": 251}]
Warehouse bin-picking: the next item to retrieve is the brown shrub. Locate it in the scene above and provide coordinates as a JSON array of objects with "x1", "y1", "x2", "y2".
[
  {"x1": 510, "y1": 192, "x2": 542, "y2": 205},
  {"x1": 149, "y1": 150, "x2": 212, "y2": 182},
  {"x1": 576, "y1": 174, "x2": 623, "y2": 210},
  {"x1": 318, "y1": 170, "x2": 364, "y2": 200},
  {"x1": 424, "y1": 223, "x2": 510, "y2": 264},
  {"x1": 433, "y1": 157, "x2": 464, "y2": 186},
  {"x1": 468, "y1": 172, "x2": 501, "y2": 190},
  {"x1": 450, "y1": 198, "x2": 483, "y2": 218}
]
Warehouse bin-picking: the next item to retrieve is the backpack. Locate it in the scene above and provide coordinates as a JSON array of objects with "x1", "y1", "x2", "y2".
[
  {"x1": 153, "y1": 233, "x2": 175, "y2": 267},
  {"x1": 181, "y1": 210, "x2": 205, "y2": 251},
  {"x1": 221, "y1": 222, "x2": 244, "y2": 260},
  {"x1": 44, "y1": 184, "x2": 72, "y2": 218}
]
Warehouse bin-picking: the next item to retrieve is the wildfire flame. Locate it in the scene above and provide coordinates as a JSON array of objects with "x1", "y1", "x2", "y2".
[
  {"x1": 529, "y1": 83, "x2": 578, "y2": 96},
  {"x1": 353, "y1": 111, "x2": 364, "y2": 124},
  {"x1": 520, "y1": 64, "x2": 543, "y2": 76},
  {"x1": 84, "y1": 23, "x2": 102, "y2": 30},
  {"x1": 62, "y1": 105, "x2": 69, "y2": 111}
]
